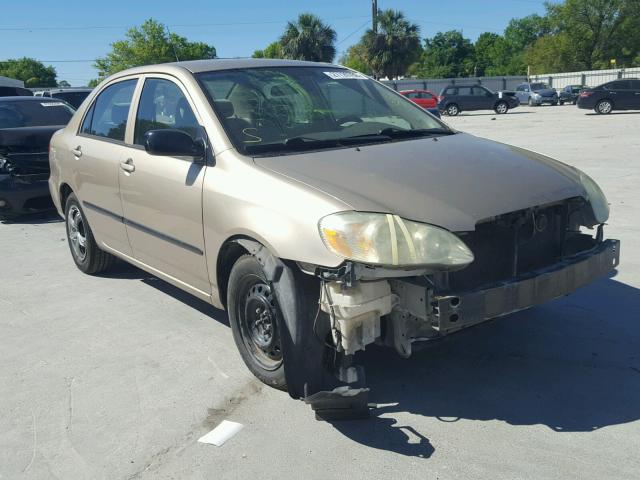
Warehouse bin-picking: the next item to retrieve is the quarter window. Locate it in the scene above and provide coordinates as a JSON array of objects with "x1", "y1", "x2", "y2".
[
  {"x1": 83, "y1": 79, "x2": 137, "y2": 141},
  {"x1": 134, "y1": 78, "x2": 200, "y2": 146}
]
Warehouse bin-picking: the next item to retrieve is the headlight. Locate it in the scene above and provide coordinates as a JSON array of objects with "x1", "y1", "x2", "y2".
[
  {"x1": 578, "y1": 170, "x2": 609, "y2": 223},
  {"x1": 319, "y1": 211, "x2": 474, "y2": 268}
]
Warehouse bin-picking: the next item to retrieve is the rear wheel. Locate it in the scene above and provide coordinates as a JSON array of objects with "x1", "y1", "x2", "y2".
[
  {"x1": 64, "y1": 193, "x2": 115, "y2": 274},
  {"x1": 595, "y1": 99, "x2": 613, "y2": 114},
  {"x1": 494, "y1": 101, "x2": 509, "y2": 114},
  {"x1": 227, "y1": 255, "x2": 286, "y2": 390},
  {"x1": 446, "y1": 103, "x2": 460, "y2": 116},
  {"x1": 559, "y1": 100, "x2": 565, "y2": 106}
]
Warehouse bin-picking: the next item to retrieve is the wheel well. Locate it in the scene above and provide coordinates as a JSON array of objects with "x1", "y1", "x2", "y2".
[
  {"x1": 216, "y1": 238, "x2": 253, "y2": 309},
  {"x1": 59, "y1": 183, "x2": 73, "y2": 210}
]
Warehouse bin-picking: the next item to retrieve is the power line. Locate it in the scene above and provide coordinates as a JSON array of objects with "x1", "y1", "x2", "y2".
[{"x1": 0, "y1": 15, "x2": 369, "y2": 32}]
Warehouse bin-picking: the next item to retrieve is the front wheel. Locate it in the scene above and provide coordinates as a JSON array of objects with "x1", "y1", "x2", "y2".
[
  {"x1": 64, "y1": 193, "x2": 115, "y2": 274},
  {"x1": 494, "y1": 101, "x2": 509, "y2": 114},
  {"x1": 227, "y1": 255, "x2": 286, "y2": 390},
  {"x1": 595, "y1": 99, "x2": 613, "y2": 114}
]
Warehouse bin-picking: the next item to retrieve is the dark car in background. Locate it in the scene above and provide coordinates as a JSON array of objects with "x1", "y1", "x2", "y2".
[
  {"x1": 438, "y1": 84, "x2": 519, "y2": 116},
  {"x1": 577, "y1": 79, "x2": 640, "y2": 114},
  {"x1": 515, "y1": 82, "x2": 559, "y2": 106},
  {"x1": 559, "y1": 85, "x2": 586, "y2": 105},
  {"x1": 0, "y1": 97, "x2": 75, "y2": 220},
  {"x1": 0, "y1": 86, "x2": 33, "y2": 97},
  {"x1": 35, "y1": 88, "x2": 93, "y2": 109}
]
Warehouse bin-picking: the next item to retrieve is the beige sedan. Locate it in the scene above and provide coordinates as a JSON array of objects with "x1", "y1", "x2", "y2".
[{"x1": 49, "y1": 59, "x2": 618, "y2": 417}]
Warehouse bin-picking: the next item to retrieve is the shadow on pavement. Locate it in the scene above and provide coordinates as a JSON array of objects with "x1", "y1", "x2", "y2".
[
  {"x1": 99, "y1": 260, "x2": 229, "y2": 325},
  {"x1": 0, "y1": 210, "x2": 61, "y2": 225},
  {"x1": 329, "y1": 278, "x2": 640, "y2": 458}
]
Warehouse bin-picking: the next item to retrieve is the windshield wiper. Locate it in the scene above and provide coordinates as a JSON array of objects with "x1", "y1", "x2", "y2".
[{"x1": 378, "y1": 127, "x2": 456, "y2": 138}]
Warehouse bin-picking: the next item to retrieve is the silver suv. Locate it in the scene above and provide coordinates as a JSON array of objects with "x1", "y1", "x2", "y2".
[{"x1": 516, "y1": 82, "x2": 559, "y2": 106}]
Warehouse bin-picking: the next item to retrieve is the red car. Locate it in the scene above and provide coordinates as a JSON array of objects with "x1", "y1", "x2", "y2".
[{"x1": 399, "y1": 89, "x2": 439, "y2": 109}]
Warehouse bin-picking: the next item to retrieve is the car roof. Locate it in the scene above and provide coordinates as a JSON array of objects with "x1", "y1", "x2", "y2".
[
  {"x1": 0, "y1": 96, "x2": 70, "y2": 103},
  {"x1": 170, "y1": 58, "x2": 335, "y2": 73}
]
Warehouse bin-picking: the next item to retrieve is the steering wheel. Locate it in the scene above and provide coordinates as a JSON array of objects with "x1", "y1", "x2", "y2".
[{"x1": 336, "y1": 115, "x2": 363, "y2": 126}]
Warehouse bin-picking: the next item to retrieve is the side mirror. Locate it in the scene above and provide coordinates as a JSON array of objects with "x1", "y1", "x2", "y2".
[{"x1": 144, "y1": 129, "x2": 205, "y2": 161}]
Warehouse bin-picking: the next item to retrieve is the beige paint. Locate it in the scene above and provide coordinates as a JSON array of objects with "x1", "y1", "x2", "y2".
[{"x1": 49, "y1": 63, "x2": 347, "y2": 309}]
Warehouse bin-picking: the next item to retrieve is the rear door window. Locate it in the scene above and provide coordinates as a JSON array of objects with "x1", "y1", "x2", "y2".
[
  {"x1": 457, "y1": 87, "x2": 472, "y2": 96},
  {"x1": 83, "y1": 79, "x2": 137, "y2": 141}
]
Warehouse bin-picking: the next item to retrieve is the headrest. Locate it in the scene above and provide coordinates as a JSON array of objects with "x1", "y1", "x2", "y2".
[{"x1": 213, "y1": 99, "x2": 235, "y2": 118}]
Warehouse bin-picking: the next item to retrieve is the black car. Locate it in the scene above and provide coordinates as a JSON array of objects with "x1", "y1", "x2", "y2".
[
  {"x1": 559, "y1": 85, "x2": 586, "y2": 105},
  {"x1": 0, "y1": 86, "x2": 33, "y2": 97},
  {"x1": 577, "y1": 79, "x2": 640, "y2": 114},
  {"x1": 38, "y1": 88, "x2": 92, "y2": 109},
  {"x1": 438, "y1": 84, "x2": 519, "y2": 116},
  {"x1": 0, "y1": 97, "x2": 75, "y2": 220}
]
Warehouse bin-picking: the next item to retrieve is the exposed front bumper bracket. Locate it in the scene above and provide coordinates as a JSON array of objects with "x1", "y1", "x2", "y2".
[{"x1": 434, "y1": 239, "x2": 620, "y2": 334}]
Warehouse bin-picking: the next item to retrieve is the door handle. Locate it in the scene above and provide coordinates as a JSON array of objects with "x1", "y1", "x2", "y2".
[
  {"x1": 120, "y1": 158, "x2": 135, "y2": 173},
  {"x1": 72, "y1": 146, "x2": 82, "y2": 157}
]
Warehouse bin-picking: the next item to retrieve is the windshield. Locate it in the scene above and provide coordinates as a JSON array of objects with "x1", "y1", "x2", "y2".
[
  {"x1": 530, "y1": 83, "x2": 549, "y2": 90},
  {"x1": 0, "y1": 100, "x2": 75, "y2": 128},
  {"x1": 197, "y1": 67, "x2": 450, "y2": 155}
]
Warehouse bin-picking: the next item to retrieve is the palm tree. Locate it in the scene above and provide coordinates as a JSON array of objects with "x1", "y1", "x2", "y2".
[
  {"x1": 362, "y1": 10, "x2": 421, "y2": 79},
  {"x1": 280, "y1": 13, "x2": 337, "y2": 62}
]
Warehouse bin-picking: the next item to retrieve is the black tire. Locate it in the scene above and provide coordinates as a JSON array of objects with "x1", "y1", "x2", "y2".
[
  {"x1": 64, "y1": 193, "x2": 115, "y2": 274},
  {"x1": 552, "y1": 101, "x2": 558, "y2": 106},
  {"x1": 494, "y1": 101, "x2": 509, "y2": 114},
  {"x1": 445, "y1": 103, "x2": 460, "y2": 116},
  {"x1": 559, "y1": 100, "x2": 565, "y2": 105},
  {"x1": 595, "y1": 99, "x2": 613, "y2": 114},
  {"x1": 227, "y1": 255, "x2": 286, "y2": 390}
]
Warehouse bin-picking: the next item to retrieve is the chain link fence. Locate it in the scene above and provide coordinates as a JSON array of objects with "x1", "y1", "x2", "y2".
[{"x1": 384, "y1": 67, "x2": 640, "y2": 93}]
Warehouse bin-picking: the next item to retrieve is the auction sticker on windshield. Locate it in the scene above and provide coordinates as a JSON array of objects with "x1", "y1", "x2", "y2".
[{"x1": 324, "y1": 71, "x2": 367, "y2": 80}]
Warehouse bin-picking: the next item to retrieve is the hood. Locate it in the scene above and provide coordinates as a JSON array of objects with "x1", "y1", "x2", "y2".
[{"x1": 254, "y1": 133, "x2": 587, "y2": 232}]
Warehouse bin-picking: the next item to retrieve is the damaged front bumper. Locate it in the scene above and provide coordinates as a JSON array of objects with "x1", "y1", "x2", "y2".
[
  {"x1": 0, "y1": 173, "x2": 53, "y2": 219},
  {"x1": 429, "y1": 239, "x2": 619, "y2": 334}
]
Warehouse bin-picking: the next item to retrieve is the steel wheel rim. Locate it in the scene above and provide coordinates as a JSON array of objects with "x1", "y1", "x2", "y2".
[
  {"x1": 599, "y1": 101, "x2": 612, "y2": 114},
  {"x1": 67, "y1": 205, "x2": 87, "y2": 261},
  {"x1": 447, "y1": 105, "x2": 458, "y2": 115},
  {"x1": 237, "y1": 277, "x2": 283, "y2": 370}
]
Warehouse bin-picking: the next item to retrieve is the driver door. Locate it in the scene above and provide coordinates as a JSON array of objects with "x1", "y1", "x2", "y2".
[{"x1": 118, "y1": 75, "x2": 211, "y2": 299}]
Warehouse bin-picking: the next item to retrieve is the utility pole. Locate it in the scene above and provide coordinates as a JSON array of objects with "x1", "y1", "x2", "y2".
[{"x1": 372, "y1": 0, "x2": 378, "y2": 34}]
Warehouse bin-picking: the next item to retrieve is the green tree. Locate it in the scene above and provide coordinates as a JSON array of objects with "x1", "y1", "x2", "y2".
[
  {"x1": 338, "y1": 42, "x2": 372, "y2": 75},
  {"x1": 412, "y1": 30, "x2": 474, "y2": 78},
  {"x1": 546, "y1": 0, "x2": 640, "y2": 69},
  {"x1": 58, "y1": 80, "x2": 71, "y2": 87},
  {"x1": 524, "y1": 33, "x2": 578, "y2": 73},
  {"x1": 87, "y1": 78, "x2": 101, "y2": 88},
  {"x1": 361, "y1": 9, "x2": 421, "y2": 79},
  {"x1": 252, "y1": 41, "x2": 284, "y2": 59},
  {"x1": 279, "y1": 13, "x2": 336, "y2": 62},
  {"x1": 94, "y1": 19, "x2": 216, "y2": 78},
  {"x1": 0, "y1": 57, "x2": 57, "y2": 87}
]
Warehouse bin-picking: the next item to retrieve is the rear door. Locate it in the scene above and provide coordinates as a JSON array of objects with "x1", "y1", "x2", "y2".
[
  {"x1": 118, "y1": 75, "x2": 210, "y2": 299},
  {"x1": 73, "y1": 78, "x2": 139, "y2": 256},
  {"x1": 455, "y1": 86, "x2": 474, "y2": 110}
]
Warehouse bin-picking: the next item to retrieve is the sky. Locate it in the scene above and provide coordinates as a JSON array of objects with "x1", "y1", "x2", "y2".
[{"x1": 0, "y1": 0, "x2": 548, "y2": 86}]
